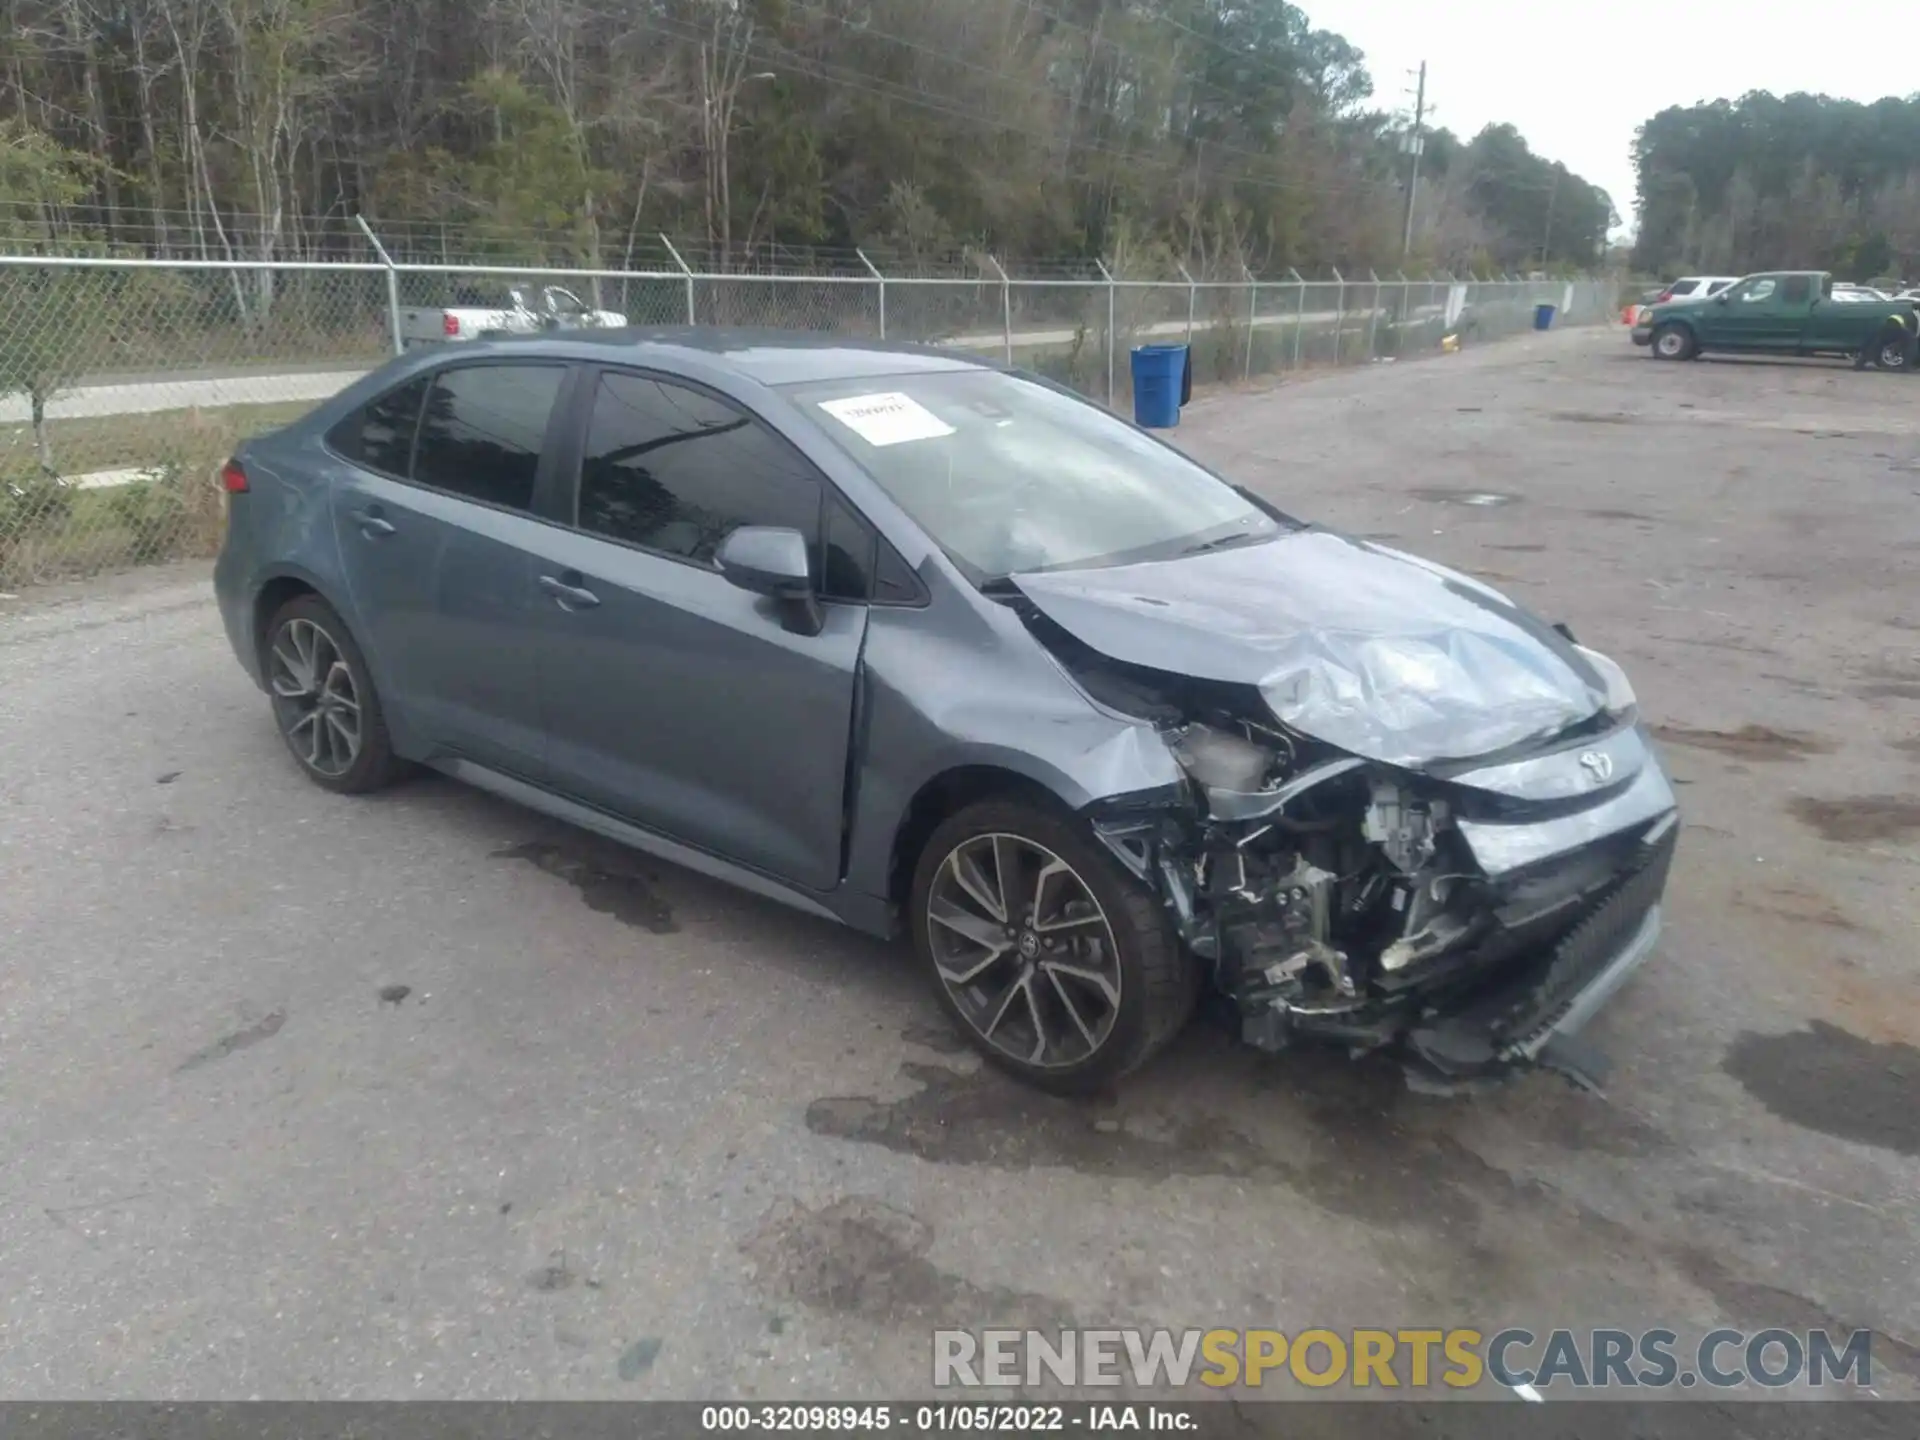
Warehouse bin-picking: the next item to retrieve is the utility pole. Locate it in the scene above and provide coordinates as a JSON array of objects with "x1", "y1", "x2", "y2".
[{"x1": 1400, "y1": 62, "x2": 1426, "y2": 260}]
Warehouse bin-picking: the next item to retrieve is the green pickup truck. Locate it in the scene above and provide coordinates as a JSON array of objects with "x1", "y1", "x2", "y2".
[{"x1": 1641, "y1": 271, "x2": 1918, "y2": 370}]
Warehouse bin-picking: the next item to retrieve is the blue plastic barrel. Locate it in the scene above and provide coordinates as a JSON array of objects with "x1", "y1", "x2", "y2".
[
  {"x1": 1131, "y1": 344, "x2": 1188, "y2": 428},
  {"x1": 1533, "y1": 303, "x2": 1557, "y2": 331}
]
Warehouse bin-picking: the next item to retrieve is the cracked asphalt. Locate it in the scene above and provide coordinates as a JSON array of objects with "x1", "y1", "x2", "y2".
[{"x1": 1, "y1": 326, "x2": 1916, "y2": 1404}]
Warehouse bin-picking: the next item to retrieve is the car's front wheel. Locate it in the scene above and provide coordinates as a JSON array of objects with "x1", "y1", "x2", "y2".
[
  {"x1": 910, "y1": 798, "x2": 1197, "y2": 1092},
  {"x1": 1650, "y1": 323, "x2": 1695, "y2": 361},
  {"x1": 263, "y1": 594, "x2": 404, "y2": 794}
]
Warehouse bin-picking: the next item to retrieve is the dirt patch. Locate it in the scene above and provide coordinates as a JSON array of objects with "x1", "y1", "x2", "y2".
[
  {"x1": 494, "y1": 839, "x2": 677, "y2": 933},
  {"x1": 1895, "y1": 736, "x2": 1920, "y2": 756},
  {"x1": 1859, "y1": 681, "x2": 1920, "y2": 701},
  {"x1": 1650, "y1": 723, "x2": 1835, "y2": 762},
  {"x1": 742, "y1": 1195, "x2": 1071, "y2": 1328},
  {"x1": 1789, "y1": 796, "x2": 1920, "y2": 844},
  {"x1": 1722, "y1": 1023, "x2": 1920, "y2": 1158}
]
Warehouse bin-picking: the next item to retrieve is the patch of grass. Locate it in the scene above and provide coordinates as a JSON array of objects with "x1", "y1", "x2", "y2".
[
  {"x1": 1, "y1": 399, "x2": 308, "y2": 588},
  {"x1": 0, "y1": 399, "x2": 314, "y2": 479}
]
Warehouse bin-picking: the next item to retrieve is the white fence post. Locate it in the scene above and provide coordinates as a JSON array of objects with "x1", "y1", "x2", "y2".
[
  {"x1": 1366, "y1": 268, "x2": 1381, "y2": 360},
  {"x1": 1242, "y1": 264, "x2": 1258, "y2": 381},
  {"x1": 1288, "y1": 267, "x2": 1305, "y2": 369},
  {"x1": 355, "y1": 215, "x2": 403, "y2": 356},
  {"x1": 857, "y1": 248, "x2": 885, "y2": 339},
  {"x1": 1177, "y1": 263, "x2": 1196, "y2": 346},
  {"x1": 986, "y1": 253, "x2": 1012, "y2": 365},
  {"x1": 1095, "y1": 258, "x2": 1117, "y2": 406},
  {"x1": 1330, "y1": 267, "x2": 1346, "y2": 365},
  {"x1": 661, "y1": 233, "x2": 696, "y2": 325}
]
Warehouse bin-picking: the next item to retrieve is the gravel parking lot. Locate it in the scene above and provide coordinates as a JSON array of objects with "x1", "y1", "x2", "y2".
[{"x1": 2, "y1": 325, "x2": 1916, "y2": 1405}]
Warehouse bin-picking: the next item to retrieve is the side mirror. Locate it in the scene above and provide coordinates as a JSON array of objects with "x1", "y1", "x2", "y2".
[
  {"x1": 716, "y1": 526, "x2": 823, "y2": 636},
  {"x1": 1714, "y1": 292, "x2": 1730, "y2": 304}
]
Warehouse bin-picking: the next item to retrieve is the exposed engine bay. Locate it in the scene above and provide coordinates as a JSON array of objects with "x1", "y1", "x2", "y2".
[{"x1": 1024, "y1": 609, "x2": 1678, "y2": 1092}]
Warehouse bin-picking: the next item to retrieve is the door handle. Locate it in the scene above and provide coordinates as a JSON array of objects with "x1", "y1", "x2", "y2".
[
  {"x1": 348, "y1": 507, "x2": 396, "y2": 538},
  {"x1": 539, "y1": 573, "x2": 601, "y2": 611}
]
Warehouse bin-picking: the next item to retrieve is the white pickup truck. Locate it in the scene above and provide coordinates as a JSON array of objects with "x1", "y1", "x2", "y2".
[{"x1": 399, "y1": 283, "x2": 627, "y2": 349}]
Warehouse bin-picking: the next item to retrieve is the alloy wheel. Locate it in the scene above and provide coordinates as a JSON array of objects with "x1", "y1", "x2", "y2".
[
  {"x1": 925, "y1": 833, "x2": 1123, "y2": 1069},
  {"x1": 1881, "y1": 340, "x2": 1908, "y2": 369},
  {"x1": 1655, "y1": 330, "x2": 1685, "y2": 358},
  {"x1": 268, "y1": 617, "x2": 363, "y2": 778}
]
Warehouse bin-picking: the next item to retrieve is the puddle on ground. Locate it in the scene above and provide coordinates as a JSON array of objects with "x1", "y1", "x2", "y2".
[
  {"x1": 1722, "y1": 1022, "x2": 1920, "y2": 1158},
  {"x1": 1408, "y1": 488, "x2": 1520, "y2": 508},
  {"x1": 1858, "y1": 681, "x2": 1920, "y2": 701},
  {"x1": 1650, "y1": 723, "x2": 1835, "y2": 763},
  {"x1": 177, "y1": 1011, "x2": 286, "y2": 1074},
  {"x1": 494, "y1": 840, "x2": 677, "y2": 933},
  {"x1": 1789, "y1": 796, "x2": 1920, "y2": 844},
  {"x1": 743, "y1": 1195, "x2": 1072, "y2": 1328}
]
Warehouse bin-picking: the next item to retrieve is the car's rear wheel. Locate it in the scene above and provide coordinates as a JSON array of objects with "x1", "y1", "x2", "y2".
[
  {"x1": 264, "y1": 594, "x2": 404, "y2": 794},
  {"x1": 1651, "y1": 323, "x2": 1695, "y2": 361},
  {"x1": 910, "y1": 798, "x2": 1196, "y2": 1092}
]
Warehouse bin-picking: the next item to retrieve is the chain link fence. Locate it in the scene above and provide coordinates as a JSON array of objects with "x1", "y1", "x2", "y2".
[{"x1": 0, "y1": 246, "x2": 1614, "y2": 590}]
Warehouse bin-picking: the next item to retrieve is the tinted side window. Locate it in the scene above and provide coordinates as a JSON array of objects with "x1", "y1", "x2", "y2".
[
  {"x1": 1780, "y1": 275, "x2": 1812, "y2": 304},
  {"x1": 327, "y1": 375, "x2": 428, "y2": 476},
  {"x1": 821, "y1": 494, "x2": 874, "y2": 601},
  {"x1": 412, "y1": 364, "x2": 565, "y2": 512},
  {"x1": 577, "y1": 372, "x2": 819, "y2": 565}
]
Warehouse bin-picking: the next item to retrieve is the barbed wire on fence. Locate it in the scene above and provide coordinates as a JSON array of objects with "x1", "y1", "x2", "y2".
[{"x1": 0, "y1": 233, "x2": 1620, "y2": 591}]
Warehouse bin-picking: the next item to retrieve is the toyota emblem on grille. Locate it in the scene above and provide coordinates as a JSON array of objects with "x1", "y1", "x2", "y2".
[{"x1": 1579, "y1": 750, "x2": 1614, "y2": 784}]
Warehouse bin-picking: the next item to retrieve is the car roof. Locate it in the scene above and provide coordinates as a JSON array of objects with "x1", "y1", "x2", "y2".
[{"x1": 480, "y1": 325, "x2": 998, "y2": 385}]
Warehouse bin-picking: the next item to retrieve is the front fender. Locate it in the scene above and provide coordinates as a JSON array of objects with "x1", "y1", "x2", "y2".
[{"x1": 842, "y1": 593, "x2": 1185, "y2": 907}]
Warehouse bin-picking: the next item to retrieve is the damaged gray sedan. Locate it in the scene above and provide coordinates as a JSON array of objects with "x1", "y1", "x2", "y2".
[{"x1": 214, "y1": 331, "x2": 1675, "y2": 1094}]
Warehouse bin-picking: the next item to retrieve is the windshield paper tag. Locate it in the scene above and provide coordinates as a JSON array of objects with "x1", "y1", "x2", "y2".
[{"x1": 818, "y1": 392, "x2": 956, "y2": 446}]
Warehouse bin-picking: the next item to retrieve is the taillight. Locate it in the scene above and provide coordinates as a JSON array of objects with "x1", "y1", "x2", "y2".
[
  {"x1": 1655, "y1": 289, "x2": 1674, "y2": 303},
  {"x1": 220, "y1": 458, "x2": 249, "y2": 493},
  {"x1": 444, "y1": 313, "x2": 461, "y2": 336}
]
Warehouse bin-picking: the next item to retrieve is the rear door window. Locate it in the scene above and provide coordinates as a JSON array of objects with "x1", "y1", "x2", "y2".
[
  {"x1": 326, "y1": 375, "x2": 429, "y2": 477},
  {"x1": 1779, "y1": 275, "x2": 1812, "y2": 305},
  {"x1": 411, "y1": 364, "x2": 566, "y2": 512}
]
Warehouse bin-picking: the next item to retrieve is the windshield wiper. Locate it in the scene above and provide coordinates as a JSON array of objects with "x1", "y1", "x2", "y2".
[{"x1": 1180, "y1": 530, "x2": 1266, "y2": 557}]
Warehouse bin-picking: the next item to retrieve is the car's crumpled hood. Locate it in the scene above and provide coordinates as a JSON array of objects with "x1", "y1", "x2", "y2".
[{"x1": 1011, "y1": 528, "x2": 1607, "y2": 767}]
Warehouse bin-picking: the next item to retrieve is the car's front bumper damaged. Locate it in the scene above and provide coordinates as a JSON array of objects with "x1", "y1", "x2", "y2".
[{"x1": 1088, "y1": 721, "x2": 1679, "y2": 1093}]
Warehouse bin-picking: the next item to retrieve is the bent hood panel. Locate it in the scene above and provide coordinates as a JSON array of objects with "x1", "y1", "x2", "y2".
[{"x1": 1011, "y1": 529, "x2": 1605, "y2": 767}]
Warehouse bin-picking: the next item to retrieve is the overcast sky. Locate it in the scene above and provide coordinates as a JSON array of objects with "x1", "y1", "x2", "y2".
[{"x1": 1308, "y1": 0, "x2": 1920, "y2": 237}]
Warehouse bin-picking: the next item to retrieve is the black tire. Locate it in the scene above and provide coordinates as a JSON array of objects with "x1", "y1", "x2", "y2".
[
  {"x1": 262, "y1": 593, "x2": 406, "y2": 794},
  {"x1": 909, "y1": 796, "x2": 1197, "y2": 1093},
  {"x1": 1876, "y1": 326, "x2": 1913, "y2": 372},
  {"x1": 1650, "y1": 323, "x2": 1695, "y2": 361}
]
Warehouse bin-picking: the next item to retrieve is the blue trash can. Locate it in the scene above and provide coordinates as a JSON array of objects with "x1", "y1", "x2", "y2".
[
  {"x1": 1533, "y1": 303, "x2": 1557, "y2": 331},
  {"x1": 1131, "y1": 344, "x2": 1188, "y2": 428}
]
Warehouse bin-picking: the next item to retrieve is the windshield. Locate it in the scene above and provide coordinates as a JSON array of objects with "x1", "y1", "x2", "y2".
[{"x1": 784, "y1": 369, "x2": 1280, "y2": 582}]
